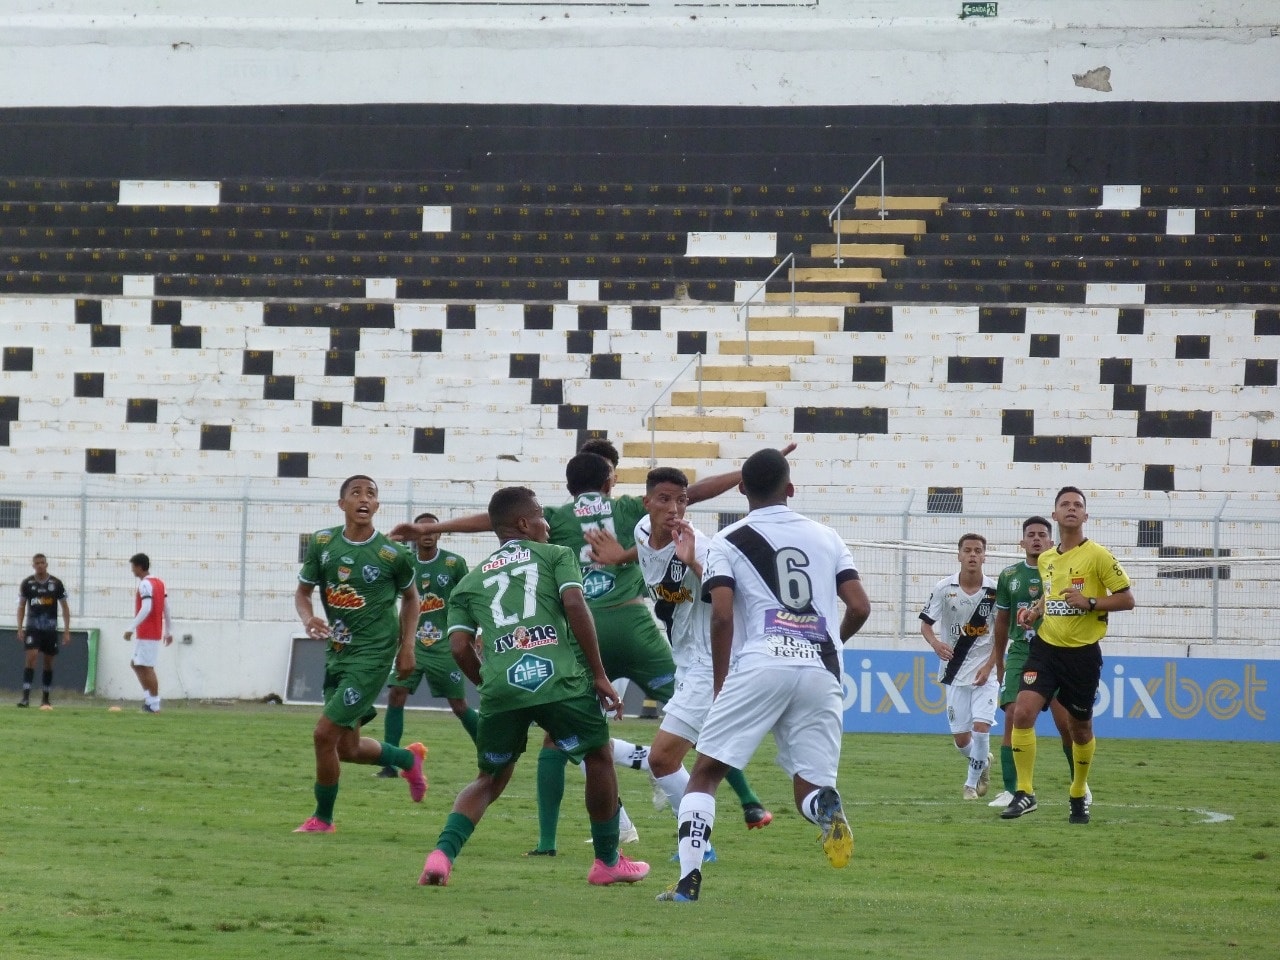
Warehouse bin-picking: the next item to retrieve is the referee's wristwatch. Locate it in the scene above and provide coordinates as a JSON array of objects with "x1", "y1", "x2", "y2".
[{"x1": 1088, "y1": 596, "x2": 1097, "y2": 611}]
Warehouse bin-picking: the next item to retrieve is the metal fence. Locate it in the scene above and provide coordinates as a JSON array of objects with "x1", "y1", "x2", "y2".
[{"x1": 3, "y1": 478, "x2": 1276, "y2": 650}]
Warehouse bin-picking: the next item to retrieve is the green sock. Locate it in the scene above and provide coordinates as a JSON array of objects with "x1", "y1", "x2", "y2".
[
  {"x1": 384, "y1": 704, "x2": 405, "y2": 748},
  {"x1": 590, "y1": 808, "x2": 622, "y2": 867},
  {"x1": 436, "y1": 811, "x2": 476, "y2": 861},
  {"x1": 1000, "y1": 745, "x2": 1017, "y2": 794},
  {"x1": 725, "y1": 767, "x2": 760, "y2": 807},
  {"x1": 378, "y1": 742, "x2": 414, "y2": 770},
  {"x1": 1063, "y1": 742, "x2": 1076, "y2": 781},
  {"x1": 313, "y1": 782, "x2": 339, "y2": 823},
  {"x1": 460, "y1": 708, "x2": 479, "y2": 744},
  {"x1": 535, "y1": 747, "x2": 570, "y2": 852}
]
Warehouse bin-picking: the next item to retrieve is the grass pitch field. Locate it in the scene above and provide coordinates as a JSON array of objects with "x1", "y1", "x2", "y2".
[{"x1": 1, "y1": 698, "x2": 1276, "y2": 960}]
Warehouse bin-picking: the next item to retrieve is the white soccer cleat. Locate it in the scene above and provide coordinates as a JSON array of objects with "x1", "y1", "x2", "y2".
[{"x1": 987, "y1": 790, "x2": 1015, "y2": 808}]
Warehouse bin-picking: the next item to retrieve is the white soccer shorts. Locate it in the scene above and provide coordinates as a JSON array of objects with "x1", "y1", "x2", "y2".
[
  {"x1": 695, "y1": 656, "x2": 843, "y2": 786},
  {"x1": 945, "y1": 674, "x2": 1000, "y2": 734},
  {"x1": 131, "y1": 638, "x2": 162, "y2": 668}
]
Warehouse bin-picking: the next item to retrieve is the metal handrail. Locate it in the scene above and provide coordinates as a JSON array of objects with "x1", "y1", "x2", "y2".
[
  {"x1": 641, "y1": 351, "x2": 704, "y2": 466},
  {"x1": 827, "y1": 155, "x2": 886, "y2": 266},
  {"x1": 734, "y1": 251, "x2": 795, "y2": 366}
]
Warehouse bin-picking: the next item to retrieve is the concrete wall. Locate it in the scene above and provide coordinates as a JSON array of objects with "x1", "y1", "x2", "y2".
[{"x1": 3, "y1": 1, "x2": 1278, "y2": 108}]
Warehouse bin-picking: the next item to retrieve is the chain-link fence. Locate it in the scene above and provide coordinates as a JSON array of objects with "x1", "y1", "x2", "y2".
[{"x1": 3, "y1": 478, "x2": 1276, "y2": 650}]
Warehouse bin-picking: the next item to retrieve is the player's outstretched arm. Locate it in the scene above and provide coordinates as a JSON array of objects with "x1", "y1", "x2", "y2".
[
  {"x1": 388, "y1": 512, "x2": 492, "y2": 542},
  {"x1": 686, "y1": 442, "x2": 798, "y2": 505}
]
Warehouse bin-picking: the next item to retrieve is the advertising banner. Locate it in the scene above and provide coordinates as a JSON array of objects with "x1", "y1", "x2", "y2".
[{"x1": 841, "y1": 649, "x2": 1272, "y2": 742}]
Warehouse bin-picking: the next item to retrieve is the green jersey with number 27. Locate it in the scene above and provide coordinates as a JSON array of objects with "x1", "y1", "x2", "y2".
[{"x1": 445, "y1": 539, "x2": 592, "y2": 712}]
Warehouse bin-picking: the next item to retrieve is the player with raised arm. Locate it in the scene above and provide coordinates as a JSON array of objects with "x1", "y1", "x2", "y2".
[
  {"x1": 417, "y1": 486, "x2": 648, "y2": 888},
  {"x1": 593, "y1": 466, "x2": 774, "y2": 857}
]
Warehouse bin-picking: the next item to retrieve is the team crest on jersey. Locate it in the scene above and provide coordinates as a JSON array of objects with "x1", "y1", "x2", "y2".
[
  {"x1": 416, "y1": 623, "x2": 443, "y2": 647},
  {"x1": 361, "y1": 564, "x2": 379, "y2": 583},
  {"x1": 1028, "y1": 584, "x2": 1040, "y2": 597},
  {"x1": 419, "y1": 593, "x2": 445, "y2": 614},
  {"x1": 436, "y1": 573, "x2": 451, "y2": 587},
  {"x1": 337, "y1": 566, "x2": 351, "y2": 582},
  {"x1": 324, "y1": 584, "x2": 366, "y2": 610},
  {"x1": 507, "y1": 652, "x2": 554, "y2": 692},
  {"x1": 342, "y1": 686, "x2": 362, "y2": 707}
]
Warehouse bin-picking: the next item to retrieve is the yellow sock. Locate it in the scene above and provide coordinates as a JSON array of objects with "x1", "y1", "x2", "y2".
[
  {"x1": 1070, "y1": 738, "x2": 1095, "y2": 799},
  {"x1": 1010, "y1": 726, "x2": 1037, "y2": 794}
]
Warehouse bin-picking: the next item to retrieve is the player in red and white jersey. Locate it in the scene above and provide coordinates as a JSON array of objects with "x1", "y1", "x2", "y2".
[{"x1": 124, "y1": 552, "x2": 173, "y2": 713}]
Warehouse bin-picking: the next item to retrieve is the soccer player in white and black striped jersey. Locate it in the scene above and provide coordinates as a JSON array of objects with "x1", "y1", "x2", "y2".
[
  {"x1": 919, "y1": 534, "x2": 999, "y2": 801},
  {"x1": 659, "y1": 448, "x2": 870, "y2": 903}
]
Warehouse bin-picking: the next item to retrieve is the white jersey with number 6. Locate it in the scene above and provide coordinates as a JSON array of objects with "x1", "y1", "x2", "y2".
[{"x1": 702, "y1": 504, "x2": 858, "y2": 669}]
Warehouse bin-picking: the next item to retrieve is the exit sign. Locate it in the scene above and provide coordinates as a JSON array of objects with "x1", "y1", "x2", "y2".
[{"x1": 961, "y1": 2, "x2": 997, "y2": 17}]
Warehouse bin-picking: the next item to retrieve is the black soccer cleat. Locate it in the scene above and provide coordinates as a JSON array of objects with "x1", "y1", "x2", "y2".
[
  {"x1": 1068, "y1": 795, "x2": 1090, "y2": 825},
  {"x1": 1000, "y1": 790, "x2": 1038, "y2": 819}
]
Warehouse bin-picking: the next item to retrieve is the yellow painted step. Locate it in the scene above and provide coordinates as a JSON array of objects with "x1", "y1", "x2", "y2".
[
  {"x1": 833, "y1": 219, "x2": 926, "y2": 236},
  {"x1": 701, "y1": 364, "x2": 792, "y2": 381},
  {"x1": 748, "y1": 315, "x2": 838, "y2": 332},
  {"x1": 647, "y1": 414, "x2": 745, "y2": 431},
  {"x1": 717, "y1": 339, "x2": 815, "y2": 356},
  {"x1": 616, "y1": 466, "x2": 696, "y2": 484},
  {"x1": 765, "y1": 291, "x2": 861, "y2": 304},
  {"x1": 809, "y1": 242, "x2": 904, "y2": 258},
  {"x1": 790, "y1": 267, "x2": 883, "y2": 282},
  {"x1": 854, "y1": 195, "x2": 946, "y2": 211},
  {"x1": 622, "y1": 440, "x2": 719, "y2": 459},
  {"x1": 672, "y1": 389, "x2": 767, "y2": 406}
]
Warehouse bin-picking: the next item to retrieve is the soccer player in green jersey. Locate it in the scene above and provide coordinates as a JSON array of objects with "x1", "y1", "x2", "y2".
[
  {"x1": 375, "y1": 512, "x2": 477, "y2": 778},
  {"x1": 1003, "y1": 486, "x2": 1135, "y2": 824},
  {"x1": 391, "y1": 444, "x2": 779, "y2": 854},
  {"x1": 292, "y1": 475, "x2": 428, "y2": 833},
  {"x1": 417, "y1": 485, "x2": 649, "y2": 888},
  {"x1": 981, "y1": 516, "x2": 1084, "y2": 809}
]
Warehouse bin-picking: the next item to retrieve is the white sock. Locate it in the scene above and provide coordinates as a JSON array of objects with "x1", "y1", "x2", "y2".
[
  {"x1": 676, "y1": 791, "x2": 715, "y2": 880},
  {"x1": 955, "y1": 739, "x2": 975, "y2": 759},
  {"x1": 655, "y1": 767, "x2": 690, "y2": 816},
  {"x1": 800, "y1": 788, "x2": 823, "y2": 825},
  {"x1": 967, "y1": 731, "x2": 991, "y2": 788},
  {"x1": 619, "y1": 803, "x2": 635, "y2": 837},
  {"x1": 611, "y1": 738, "x2": 651, "y2": 772}
]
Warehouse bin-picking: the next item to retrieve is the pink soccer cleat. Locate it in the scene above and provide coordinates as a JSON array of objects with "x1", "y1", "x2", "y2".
[
  {"x1": 419, "y1": 849, "x2": 452, "y2": 886},
  {"x1": 587, "y1": 853, "x2": 650, "y2": 886},
  {"x1": 293, "y1": 816, "x2": 335, "y2": 834},
  {"x1": 402, "y1": 742, "x2": 428, "y2": 802}
]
